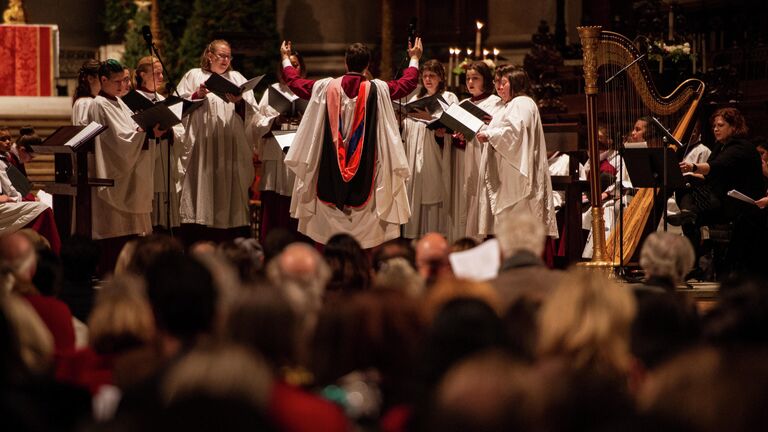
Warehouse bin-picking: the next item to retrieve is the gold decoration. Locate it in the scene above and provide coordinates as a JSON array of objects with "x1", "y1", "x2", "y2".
[
  {"x1": 577, "y1": 26, "x2": 601, "y2": 95},
  {"x1": 3, "y1": 0, "x2": 27, "y2": 24}
]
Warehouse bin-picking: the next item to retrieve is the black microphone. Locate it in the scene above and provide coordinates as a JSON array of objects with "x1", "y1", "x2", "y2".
[
  {"x1": 141, "y1": 25, "x2": 153, "y2": 45},
  {"x1": 408, "y1": 18, "x2": 417, "y2": 47}
]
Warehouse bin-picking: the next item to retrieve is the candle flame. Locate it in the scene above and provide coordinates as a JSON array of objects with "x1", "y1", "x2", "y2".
[
  {"x1": 493, "y1": 48, "x2": 500, "y2": 56},
  {"x1": 483, "y1": 49, "x2": 489, "y2": 56},
  {"x1": 466, "y1": 48, "x2": 473, "y2": 56},
  {"x1": 476, "y1": 21, "x2": 484, "y2": 30}
]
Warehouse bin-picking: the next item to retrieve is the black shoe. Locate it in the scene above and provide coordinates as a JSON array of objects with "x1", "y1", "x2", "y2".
[{"x1": 667, "y1": 209, "x2": 697, "y2": 226}]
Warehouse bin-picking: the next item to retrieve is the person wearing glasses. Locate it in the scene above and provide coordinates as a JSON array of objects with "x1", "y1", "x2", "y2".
[{"x1": 177, "y1": 39, "x2": 271, "y2": 240}]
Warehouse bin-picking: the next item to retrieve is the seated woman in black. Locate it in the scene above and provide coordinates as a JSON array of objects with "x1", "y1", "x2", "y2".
[{"x1": 675, "y1": 107, "x2": 765, "y2": 276}]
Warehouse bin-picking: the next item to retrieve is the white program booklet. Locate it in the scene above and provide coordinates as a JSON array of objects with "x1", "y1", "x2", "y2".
[
  {"x1": 448, "y1": 239, "x2": 501, "y2": 281},
  {"x1": 727, "y1": 189, "x2": 756, "y2": 205}
]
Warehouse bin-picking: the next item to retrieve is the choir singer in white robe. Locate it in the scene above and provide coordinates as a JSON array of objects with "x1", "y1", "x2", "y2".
[
  {"x1": 400, "y1": 59, "x2": 458, "y2": 239},
  {"x1": 280, "y1": 39, "x2": 422, "y2": 248},
  {"x1": 177, "y1": 40, "x2": 271, "y2": 233},
  {"x1": 474, "y1": 65, "x2": 558, "y2": 239},
  {"x1": 88, "y1": 59, "x2": 164, "y2": 241}
]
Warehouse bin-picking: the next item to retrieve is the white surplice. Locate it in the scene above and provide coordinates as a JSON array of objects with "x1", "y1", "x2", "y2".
[
  {"x1": 135, "y1": 89, "x2": 185, "y2": 228},
  {"x1": 0, "y1": 159, "x2": 47, "y2": 233},
  {"x1": 72, "y1": 97, "x2": 93, "y2": 126},
  {"x1": 477, "y1": 95, "x2": 558, "y2": 238},
  {"x1": 176, "y1": 68, "x2": 272, "y2": 228},
  {"x1": 548, "y1": 152, "x2": 570, "y2": 210},
  {"x1": 88, "y1": 95, "x2": 154, "y2": 239},
  {"x1": 401, "y1": 90, "x2": 458, "y2": 239},
  {"x1": 257, "y1": 83, "x2": 292, "y2": 196},
  {"x1": 459, "y1": 94, "x2": 502, "y2": 240},
  {"x1": 284, "y1": 79, "x2": 410, "y2": 248}
]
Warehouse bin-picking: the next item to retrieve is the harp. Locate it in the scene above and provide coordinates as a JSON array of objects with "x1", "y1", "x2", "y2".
[{"x1": 577, "y1": 26, "x2": 705, "y2": 265}]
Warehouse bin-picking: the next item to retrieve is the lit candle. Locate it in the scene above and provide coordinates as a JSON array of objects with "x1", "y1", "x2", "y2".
[
  {"x1": 466, "y1": 48, "x2": 473, "y2": 59},
  {"x1": 475, "y1": 21, "x2": 484, "y2": 58},
  {"x1": 448, "y1": 48, "x2": 454, "y2": 89},
  {"x1": 483, "y1": 49, "x2": 489, "y2": 60},
  {"x1": 668, "y1": 7, "x2": 674, "y2": 41},
  {"x1": 493, "y1": 48, "x2": 500, "y2": 62}
]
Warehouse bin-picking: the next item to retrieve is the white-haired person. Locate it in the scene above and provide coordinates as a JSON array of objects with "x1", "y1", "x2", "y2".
[
  {"x1": 638, "y1": 232, "x2": 695, "y2": 291},
  {"x1": 491, "y1": 211, "x2": 562, "y2": 313}
]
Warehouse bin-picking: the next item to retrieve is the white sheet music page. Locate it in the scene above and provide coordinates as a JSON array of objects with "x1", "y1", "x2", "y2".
[
  {"x1": 273, "y1": 131, "x2": 296, "y2": 151},
  {"x1": 448, "y1": 239, "x2": 501, "y2": 281},
  {"x1": 65, "y1": 121, "x2": 103, "y2": 147},
  {"x1": 445, "y1": 103, "x2": 485, "y2": 135}
]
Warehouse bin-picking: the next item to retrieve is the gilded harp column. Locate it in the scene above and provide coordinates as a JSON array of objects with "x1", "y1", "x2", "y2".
[{"x1": 577, "y1": 26, "x2": 611, "y2": 265}]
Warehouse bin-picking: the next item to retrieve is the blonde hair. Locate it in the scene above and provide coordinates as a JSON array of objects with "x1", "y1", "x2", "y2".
[
  {"x1": 423, "y1": 277, "x2": 501, "y2": 323},
  {"x1": 2, "y1": 293, "x2": 53, "y2": 374},
  {"x1": 200, "y1": 39, "x2": 232, "y2": 72},
  {"x1": 88, "y1": 274, "x2": 155, "y2": 354},
  {"x1": 537, "y1": 270, "x2": 636, "y2": 377},
  {"x1": 134, "y1": 55, "x2": 161, "y2": 89}
]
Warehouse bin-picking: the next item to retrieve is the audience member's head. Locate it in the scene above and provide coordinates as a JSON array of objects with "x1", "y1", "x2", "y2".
[
  {"x1": 1, "y1": 294, "x2": 53, "y2": 375},
  {"x1": 423, "y1": 278, "x2": 500, "y2": 324},
  {"x1": 496, "y1": 211, "x2": 546, "y2": 260},
  {"x1": 415, "y1": 232, "x2": 451, "y2": 285},
  {"x1": 639, "y1": 232, "x2": 695, "y2": 287},
  {"x1": 31, "y1": 248, "x2": 62, "y2": 297},
  {"x1": 225, "y1": 284, "x2": 300, "y2": 371},
  {"x1": 0, "y1": 232, "x2": 37, "y2": 291},
  {"x1": 429, "y1": 350, "x2": 534, "y2": 432},
  {"x1": 162, "y1": 343, "x2": 272, "y2": 411},
  {"x1": 113, "y1": 239, "x2": 138, "y2": 277},
  {"x1": 538, "y1": 270, "x2": 636, "y2": 381},
  {"x1": 374, "y1": 257, "x2": 425, "y2": 298},
  {"x1": 262, "y1": 228, "x2": 297, "y2": 265},
  {"x1": 217, "y1": 237, "x2": 264, "y2": 284},
  {"x1": 639, "y1": 346, "x2": 768, "y2": 432},
  {"x1": 451, "y1": 237, "x2": 478, "y2": 253},
  {"x1": 324, "y1": 233, "x2": 372, "y2": 294},
  {"x1": 423, "y1": 297, "x2": 507, "y2": 386},
  {"x1": 127, "y1": 234, "x2": 184, "y2": 276},
  {"x1": 503, "y1": 294, "x2": 544, "y2": 362},
  {"x1": 372, "y1": 237, "x2": 415, "y2": 272},
  {"x1": 701, "y1": 278, "x2": 768, "y2": 347},
  {"x1": 88, "y1": 274, "x2": 155, "y2": 355},
  {"x1": 267, "y1": 243, "x2": 331, "y2": 339},
  {"x1": 630, "y1": 289, "x2": 700, "y2": 372},
  {"x1": 145, "y1": 253, "x2": 217, "y2": 351}
]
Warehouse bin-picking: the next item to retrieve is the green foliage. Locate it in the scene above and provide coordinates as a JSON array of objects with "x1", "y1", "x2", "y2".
[
  {"x1": 103, "y1": 0, "x2": 137, "y2": 43},
  {"x1": 121, "y1": 7, "x2": 151, "y2": 71},
  {"x1": 177, "y1": 0, "x2": 279, "y2": 80},
  {"x1": 102, "y1": 0, "x2": 278, "y2": 89}
]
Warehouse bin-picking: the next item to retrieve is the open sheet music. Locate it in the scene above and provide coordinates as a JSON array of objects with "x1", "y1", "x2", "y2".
[
  {"x1": 727, "y1": 189, "x2": 757, "y2": 205},
  {"x1": 437, "y1": 102, "x2": 486, "y2": 141},
  {"x1": 204, "y1": 73, "x2": 265, "y2": 101},
  {"x1": 38, "y1": 122, "x2": 107, "y2": 152},
  {"x1": 121, "y1": 89, "x2": 156, "y2": 113},
  {"x1": 448, "y1": 239, "x2": 501, "y2": 281},
  {"x1": 132, "y1": 103, "x2": 183, "y2": 131},
  {"x1": 272, "y1": 130, "x2": 296, "y2": 152},
  {"x1": 392, "y1": 93, "x2": 446, "y2": 115}
]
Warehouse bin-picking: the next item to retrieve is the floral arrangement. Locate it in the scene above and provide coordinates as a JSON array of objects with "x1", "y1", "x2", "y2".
[
  {"x1": 453, "y1": 58, "x2": 497, "y2": 76},
  {"x1": 649, "y1": 41, "x2": 694, "y2": 63}
]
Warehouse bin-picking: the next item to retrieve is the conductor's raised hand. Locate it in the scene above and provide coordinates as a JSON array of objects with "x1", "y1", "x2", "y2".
[
  {"x1": 280, "y1": 41, "x2": 292, "y2": 60},
  {"x1": 408, "y1": 37, "x2": 423, "y2": 61}
]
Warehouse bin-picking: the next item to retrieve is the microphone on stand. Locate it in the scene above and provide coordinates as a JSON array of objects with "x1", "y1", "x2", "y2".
[{"x1": 141, "y1": 25, "x2": 153, "y2": 47}]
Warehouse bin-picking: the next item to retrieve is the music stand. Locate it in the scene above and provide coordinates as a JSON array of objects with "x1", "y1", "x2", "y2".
[{"x1": 623, "y1": 147, "x2": 685, "y2": 231}]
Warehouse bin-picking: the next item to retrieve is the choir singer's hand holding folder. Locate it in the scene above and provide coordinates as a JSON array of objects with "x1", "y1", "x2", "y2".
[
  {"x1": 131, "y1": 98, "x2": 205, "y2": 131},
  {"x1": 414, "y1": 99, "x2": 489, "y2": 141},
  {"x1": 204, "y1": 73, "x2": 265, "y2": 102}
]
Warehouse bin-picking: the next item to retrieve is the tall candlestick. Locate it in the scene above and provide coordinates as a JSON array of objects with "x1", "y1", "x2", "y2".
[
  {"x1": 448, "y1": 48, "x2": 454, "y2": 89},
  {"x1": 466, "y1": 48, "x2": 473, "y2": 58},
  {"x1": 692, "y1": 38, "x2": 697, "y2": 74},
  {"x1": 668, "y1": 7, "x2": 674, "y2": 41},
  {"x1": 493, "y1": 48, "x2": 499, "y2": 62},
  {"x1": 482, "y1": 49, "x2": 489, "y2": 60},
  {"x1": 475, "y1": 21, "x2": 484, "y2": 59}
]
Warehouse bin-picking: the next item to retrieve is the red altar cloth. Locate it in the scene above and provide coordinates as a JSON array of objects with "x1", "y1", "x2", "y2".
[{"x1": 0, "y1": 24, "x2": 58, "y2": 96}]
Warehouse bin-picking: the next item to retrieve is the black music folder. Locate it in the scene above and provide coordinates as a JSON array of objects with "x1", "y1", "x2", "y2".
[
  {"x1": 6, "y1": 165, "x2": 31, "y2": 196},
  {"x1": 204, "y1": 73, "x2": 265, "y2": 101},
  {"x1": 163, "y1": 96, "x2": 206, "y2": 117},
  {"x1": 392, "y1": 93, "x2": 446, "y2": 115},
  {"x1": 131, "y1": 103, "x2": 183, "y2": 131},
  {"x1": 458, "y1": 99, "x2": 492, "y2": 121},
  {"x1": 39, "y1": 122, "x2": 108, "y2": 152},
  {"x1": 121, "y1": 89, "x2": 155, "y2": 113},
  {"x1": 267, "y1": 86, "x2": 308, "y2": 116},
  {"x1": 420, "y1": 103, "x2": 485, "y2": 141}
]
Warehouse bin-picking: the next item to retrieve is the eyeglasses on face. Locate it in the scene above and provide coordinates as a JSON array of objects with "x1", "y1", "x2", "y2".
[
  {"x1": 0, "y1": 136, "x2": 11, "y2": 142},
  {"x1": 212, "y1": 52, "x2": 231, "y2": 61}
]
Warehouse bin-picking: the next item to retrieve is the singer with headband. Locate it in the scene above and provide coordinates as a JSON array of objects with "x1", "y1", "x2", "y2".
[{"x1": 279, "y1": 38, "x2": 422, "y2": 247}]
